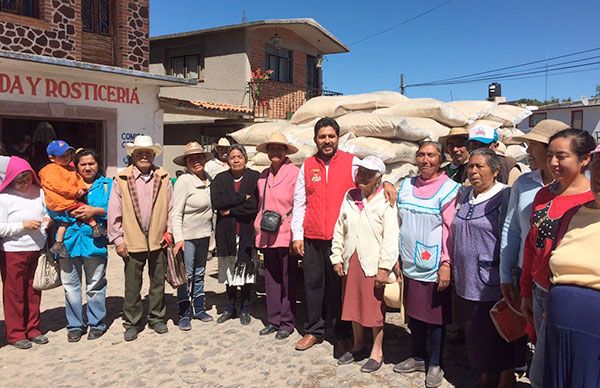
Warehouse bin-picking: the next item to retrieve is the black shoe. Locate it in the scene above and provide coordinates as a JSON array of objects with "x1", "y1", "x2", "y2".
[
  {"x1": 124, "y1": 327, "x2": 138, "y2": 342},
  {"x1": 30, "y1": 334, "x2": 49, "y2": 345},
  {"x1": 150, "y1": 322, "x2": 168, "y2": 334},
  {"x1": 337, "y1": 348, "x2": 369, "y2": 365},
  {"x1": 275, "y1": 329, "x2": 293, "y2": 340},
  {"x1": 361, "y1": 358, "x2": 382, "y2": 373},
  {"x1": 87, "y1": 328, "x2": 105, "y2": 340},
  {"x1": 12, "y1": 339, "x2": 32, "y2": 349},
  {"x1": 67, "y1": 330, "x2": 82, "y2": 342},
  {"x1": 240, "y1": 311, "x2": 251, "y2": 326},
  {"x1": 217, "y1": 309, "x2": 235, "y2": 324},
  {"x1": 259, "y1": 324, "x2": 278, "y2": 336}
]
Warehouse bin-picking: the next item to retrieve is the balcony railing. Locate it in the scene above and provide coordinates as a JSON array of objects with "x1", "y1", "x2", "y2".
[{"x1": 248, "y1": 80, "x2": 342, "y2": 120}]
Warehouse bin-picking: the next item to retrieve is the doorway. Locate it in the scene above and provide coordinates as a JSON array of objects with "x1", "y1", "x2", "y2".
[{"x1": 1, "y1": 117, "x2": 104, "y2": 172}]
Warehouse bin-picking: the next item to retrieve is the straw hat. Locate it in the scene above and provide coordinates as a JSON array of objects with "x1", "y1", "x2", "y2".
[
  {"x1": 256, "y1": 133, "x2": 299, "y2": 154},
  {"x1": 511, "y1": 119, "x2": 569, "y2": 145},
  {"x1": 439, "y1": 127, "x2": 469, "y2": 147},
  {"x1": 125, "y1": 135, "x2": 162, "y2": 156},
  {"x1": 173, "y1": 142, "x2": 213, "y2": 166},
  {"x1": 216, "y1": 137, "x2": 231, "y2": 147},
  {"x1": 495, "y1": 142, "x2": 507, "y2": 156},
  {"x1": 383, "y1": 281, "x2": 402, "y2": 309}
]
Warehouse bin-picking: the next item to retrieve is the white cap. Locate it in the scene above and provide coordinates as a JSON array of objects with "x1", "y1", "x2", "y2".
[{"x1": 352, "y1": 155, "x2": 386, "y2": 175}]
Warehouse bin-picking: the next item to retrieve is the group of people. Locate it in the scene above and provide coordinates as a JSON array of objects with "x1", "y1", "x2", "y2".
[{"x1": 0, "y1": 115, "x2": 599, "y2": 388}]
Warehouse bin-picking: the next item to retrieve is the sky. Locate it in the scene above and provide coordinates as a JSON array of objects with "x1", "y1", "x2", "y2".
[{"x1": 150, "y1": 0, "x2": 600, "y2": 102}]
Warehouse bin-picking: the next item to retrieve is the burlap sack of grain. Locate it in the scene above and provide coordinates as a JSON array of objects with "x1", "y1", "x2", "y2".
[
  {"x1": 374, "y1": 98, "x2": 470, "y2": 127},
  {"x1": 229, "y1": 121, "x2": 285, "y2": 145},
  {"x1": 251, "y1": 144, "x2": 316, "y2": 167},
  {"x1": 289, "y1": 91, "x2": 409, "y2": 124},
  {"x1": 337, "y1": 112, "x2": 429, "y2": 140},
  {"x1": 446, "y1": 100, "x2": 496, "y2": 123},
  {"x1": 497, "y1": 127, "x2": 526, "y2": 145},
  {"x1": 467, "y1": 119, "x2": 503, "y2": 134},
  {"x1": 383, "y1": 162, "x2": 419, "y2": 186},
  {"x1": 340, "y1": 137, "x2": 418, "y2": 164},
  {"x1": 484, "y1": 104, "x2": 532, "y2": 127},
  {"x1": 399, "y1": 117, "x2": 451, "y2": 141}
]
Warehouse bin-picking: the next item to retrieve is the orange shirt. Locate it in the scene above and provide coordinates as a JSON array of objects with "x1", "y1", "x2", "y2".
[{"x1": 38, "y1": 163, "x2": 87, "y2": 211}]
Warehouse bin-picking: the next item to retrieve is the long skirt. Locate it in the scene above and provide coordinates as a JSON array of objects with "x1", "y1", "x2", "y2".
[
  {"x1": 341, "y1": 252, "x2": 385, "y2": 328},
  {"x1": 544, "y1": 284, "x2": 600, "y2": 388},
  {"x1": 458, "y1": 297, "x2": 527, "y2": 374}
]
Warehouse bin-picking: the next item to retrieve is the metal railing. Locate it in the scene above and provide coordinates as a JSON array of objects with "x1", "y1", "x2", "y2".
[{"x1": 248, "y1": 80, "x2": 342, "y2": 119}]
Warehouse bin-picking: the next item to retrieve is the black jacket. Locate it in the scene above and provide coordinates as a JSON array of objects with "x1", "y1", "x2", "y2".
[{"x1": 211, "y1": 168, "x2": 260, "y2": 259}]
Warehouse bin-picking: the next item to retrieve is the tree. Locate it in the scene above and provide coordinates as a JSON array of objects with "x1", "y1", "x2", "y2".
[{"x1": 594, "y1": 84, "x2": 600, "y2": 97}]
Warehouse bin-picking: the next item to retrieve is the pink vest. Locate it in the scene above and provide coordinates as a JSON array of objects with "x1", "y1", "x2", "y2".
[{"x1": 303, "y1": 150, "x2": 354, "y2": 240}]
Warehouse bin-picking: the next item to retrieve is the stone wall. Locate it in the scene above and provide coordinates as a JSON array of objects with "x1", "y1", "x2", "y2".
[{"x1": 0, "y1": 0, "x2": 149, "y2": 71}]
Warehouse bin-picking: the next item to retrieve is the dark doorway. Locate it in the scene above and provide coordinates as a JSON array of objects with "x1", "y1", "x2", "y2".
[{"x1": 1, "y1": 117, "x2": 103, "y2": 172}]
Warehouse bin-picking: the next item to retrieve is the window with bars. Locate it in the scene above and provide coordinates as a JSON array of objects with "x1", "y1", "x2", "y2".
[
  {"x1": 82, "y1": 0, "x2": 111, "y2": 35},
  {"x1": 0, "y1": 0, "x2": 39, "y2": 18},
  {"x1": 266, "y1": 45, "x2": 293, "y2": 83},
  {"x1": 170, "y1": 55, "x2": 200, "y2": 79}
]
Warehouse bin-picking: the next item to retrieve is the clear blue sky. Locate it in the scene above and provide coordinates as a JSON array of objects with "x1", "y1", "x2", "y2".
[{"x1": 150, "y1": 0, "x2": 600, "y2": 102}]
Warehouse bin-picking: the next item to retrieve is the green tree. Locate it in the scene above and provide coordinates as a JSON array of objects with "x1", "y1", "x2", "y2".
[{"x1": 594, "y1": 84, "x2": 600, "y2": 97}]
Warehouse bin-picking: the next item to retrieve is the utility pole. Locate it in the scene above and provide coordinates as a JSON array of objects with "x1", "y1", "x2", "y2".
[{"x1": 400, "y1": 73, "x2": 405, "y2": 95}]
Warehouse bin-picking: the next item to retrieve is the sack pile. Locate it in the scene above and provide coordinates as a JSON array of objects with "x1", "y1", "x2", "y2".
[{"x1": 230, "y1": 91, "x2": 532, "y2": 185}]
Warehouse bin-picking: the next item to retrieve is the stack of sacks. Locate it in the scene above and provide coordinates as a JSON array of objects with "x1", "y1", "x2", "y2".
[{"x1": 230, "y1": 92, "x2": 533, "y2": 183}]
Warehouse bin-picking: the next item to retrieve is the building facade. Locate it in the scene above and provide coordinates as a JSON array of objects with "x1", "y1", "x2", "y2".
[
  {"x1": 149, "y1": 19, "x2": 348, "y2": 175},
  {"x1": 0, "y1": 0, "x2": 191, "y2": 174}
]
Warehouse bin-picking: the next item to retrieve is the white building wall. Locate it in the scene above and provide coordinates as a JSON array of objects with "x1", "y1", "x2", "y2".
[{"x1": 518, "y1": 105, "x2": 600, "y2": 141}]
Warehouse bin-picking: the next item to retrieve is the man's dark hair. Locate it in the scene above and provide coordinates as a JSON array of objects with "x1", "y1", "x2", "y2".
[
  {"x1": 0, "y1": 142, "x2": 7, "y2": 156},
  {"x1": 314, "y1": 117, "x2": 340, "y2": 137}
]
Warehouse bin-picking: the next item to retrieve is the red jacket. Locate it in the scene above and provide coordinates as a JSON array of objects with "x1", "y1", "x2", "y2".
[
  {"x1": 519, "y1": 185, "x2": 594, "y2": 297},
  {"x1": 303, "y1": 150, "x2": 355, "y2": 240}
]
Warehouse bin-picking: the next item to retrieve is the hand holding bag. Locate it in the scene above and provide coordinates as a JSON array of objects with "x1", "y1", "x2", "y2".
[
  {"x1": 33, "y1": 250, "x2": 61, "y2": 291},
  {"x1": 165, "y1": 245, "x2": 187, "y2": 289}
]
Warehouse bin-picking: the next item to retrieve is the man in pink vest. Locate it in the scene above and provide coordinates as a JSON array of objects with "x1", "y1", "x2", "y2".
[{"x1": 292, "y1": 117, "x2": 397, "y2": 352}]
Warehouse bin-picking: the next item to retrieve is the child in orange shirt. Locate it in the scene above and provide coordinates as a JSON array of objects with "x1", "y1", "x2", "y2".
[{"x1": 39, "y1": 140, "x2": 105, "y2": 258}]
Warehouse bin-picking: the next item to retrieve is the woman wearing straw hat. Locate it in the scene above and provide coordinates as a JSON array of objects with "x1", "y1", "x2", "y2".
[
  {"x1": 172, "y1": 142, "x2": 215, "y2": 330},
  {"x1": 253, "y1": 133, "x2": 300, "y2": 340}
]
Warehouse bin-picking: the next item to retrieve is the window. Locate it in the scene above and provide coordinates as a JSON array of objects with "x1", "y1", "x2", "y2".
[
  {"x1": 266, "y1": 45, "x2": 293, "y2": 83},
  {"x1": 571, "y1": 110, "x2": 583, "y2": 130},
  {"x1": 0, "y1": 0, "x2": 39, "y2": 18},
  {"x1": 170, "y1": 55, "x2": 200, "y2": 79},
  {"x1": 82, "y1": 0, "x2": 111, "y2": 35},
  {"x1": 528, "y1": 112, "x2": 547, "y2": 128}
]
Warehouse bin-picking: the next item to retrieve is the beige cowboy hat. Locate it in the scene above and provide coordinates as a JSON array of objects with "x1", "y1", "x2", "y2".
[
  {"x1": 383, "y1": 280, "x2": 403, "y2": 309},
  {"x1": 173, "y1": 142, "x2": 213, "y2": 166},
  {"x1": 438, "y1": 127, "x2": 469, "y2": 147},
  {"x1": 125, "y1": 135, "x2": 162, "y2": 157},
  {"x1": 256, "y1": 133, "x2": 299, "y2": 155},
  {"x1": 511, "y1": 119, "x2": 569, "y2": 145}
]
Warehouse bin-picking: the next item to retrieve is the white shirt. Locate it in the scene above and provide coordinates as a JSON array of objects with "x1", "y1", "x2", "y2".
[
  {"x1": 291, "y1": 156, "x2": 360, "y2": 241},
  {"x1": 0, "y1": 187, "x2": 48, "y2": 252},
  {"x1": 458, "y1": 181, "x2": 506, "y2": 208},
  {"x1": 205, "y1": 158, "x2": 229, "y2": 180}
]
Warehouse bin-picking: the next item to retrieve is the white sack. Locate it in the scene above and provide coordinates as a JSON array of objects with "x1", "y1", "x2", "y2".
[
  {"x1": 336, "y1": 112, "x2": 425, "y2": 141},
  {"x1": 340, "y1": 137, "x2": 418, "y2": 164},
  {"x1": 484, "y1": 104, "x2": 532, "y2": 127},
  {"x1": 506, "y1": 144, "x2": 528, "y2": 162},
  {"x1": 229, "y1": 121, "x2": 285, "y2": 145},
  {"x1": 497, "y1": 127, "x2": 526, "y2": 145},
  {"x1": 290, "y1": 91, "x2": 408, "y2": 124},
  {"x1": 446, "y1": 100, "x2": 496, "y2": 123},
  {"x1": 383, "y1": 162, "x2": 419, "y2": 187},
  {"x1": 374, "y1": 98, "x2": 470, "y2": 127},
  {"x1": 251, "y1": 144, "x2": 316, "y2": 167}
]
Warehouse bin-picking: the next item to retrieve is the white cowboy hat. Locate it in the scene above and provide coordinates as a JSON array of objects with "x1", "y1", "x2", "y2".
[
  {"x1": 125, "y1": 135, "x2": 162, "y2": 157},
  {"x1": 216, "y1": 137, "x2": 231, "y2": 147},
  {"x1": 173, "y1": 142, "x2": 213, "y2": 166},
  {"x1": 256, "y1": 133, "x2": 299, "y2": 155}
]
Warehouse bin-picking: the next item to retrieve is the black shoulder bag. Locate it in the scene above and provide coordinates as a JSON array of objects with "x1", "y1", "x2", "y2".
[{"x1": 259, "y1": 173, "x2": 292, "y2": 233}]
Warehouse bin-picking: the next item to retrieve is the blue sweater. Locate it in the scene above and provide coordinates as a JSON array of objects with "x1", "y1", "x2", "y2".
[
  {"x1": 63, "y1": 176, "x2": 112, "y2": 259},
  {"x1": 499, "y1": 170, "x2": 544, "y2": 283}
]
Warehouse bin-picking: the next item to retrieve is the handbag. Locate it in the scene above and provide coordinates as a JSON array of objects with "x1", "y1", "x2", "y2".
[
  {"x1": 165, "y1": 246, "x2": 187, "y2": 289},
  {"x1": 33, "y1": 250, "x2": 61, "y2": 291},
  {"x1": 489, "y1": 299, "x2": 528, "y2": 342},
  {"x1": 259, "y1": 173, "x2": 292, "y2": 233}
]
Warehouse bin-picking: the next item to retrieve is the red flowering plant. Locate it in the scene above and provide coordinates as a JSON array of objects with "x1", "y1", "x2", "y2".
[{"x1": 249, "y1": 68, "x2": 273, "y2": 109}]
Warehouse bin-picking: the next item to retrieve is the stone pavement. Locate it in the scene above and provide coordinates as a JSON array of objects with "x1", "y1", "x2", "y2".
[{"x1": 0, "y1": 249, "x2": 530, "y2": 387}]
